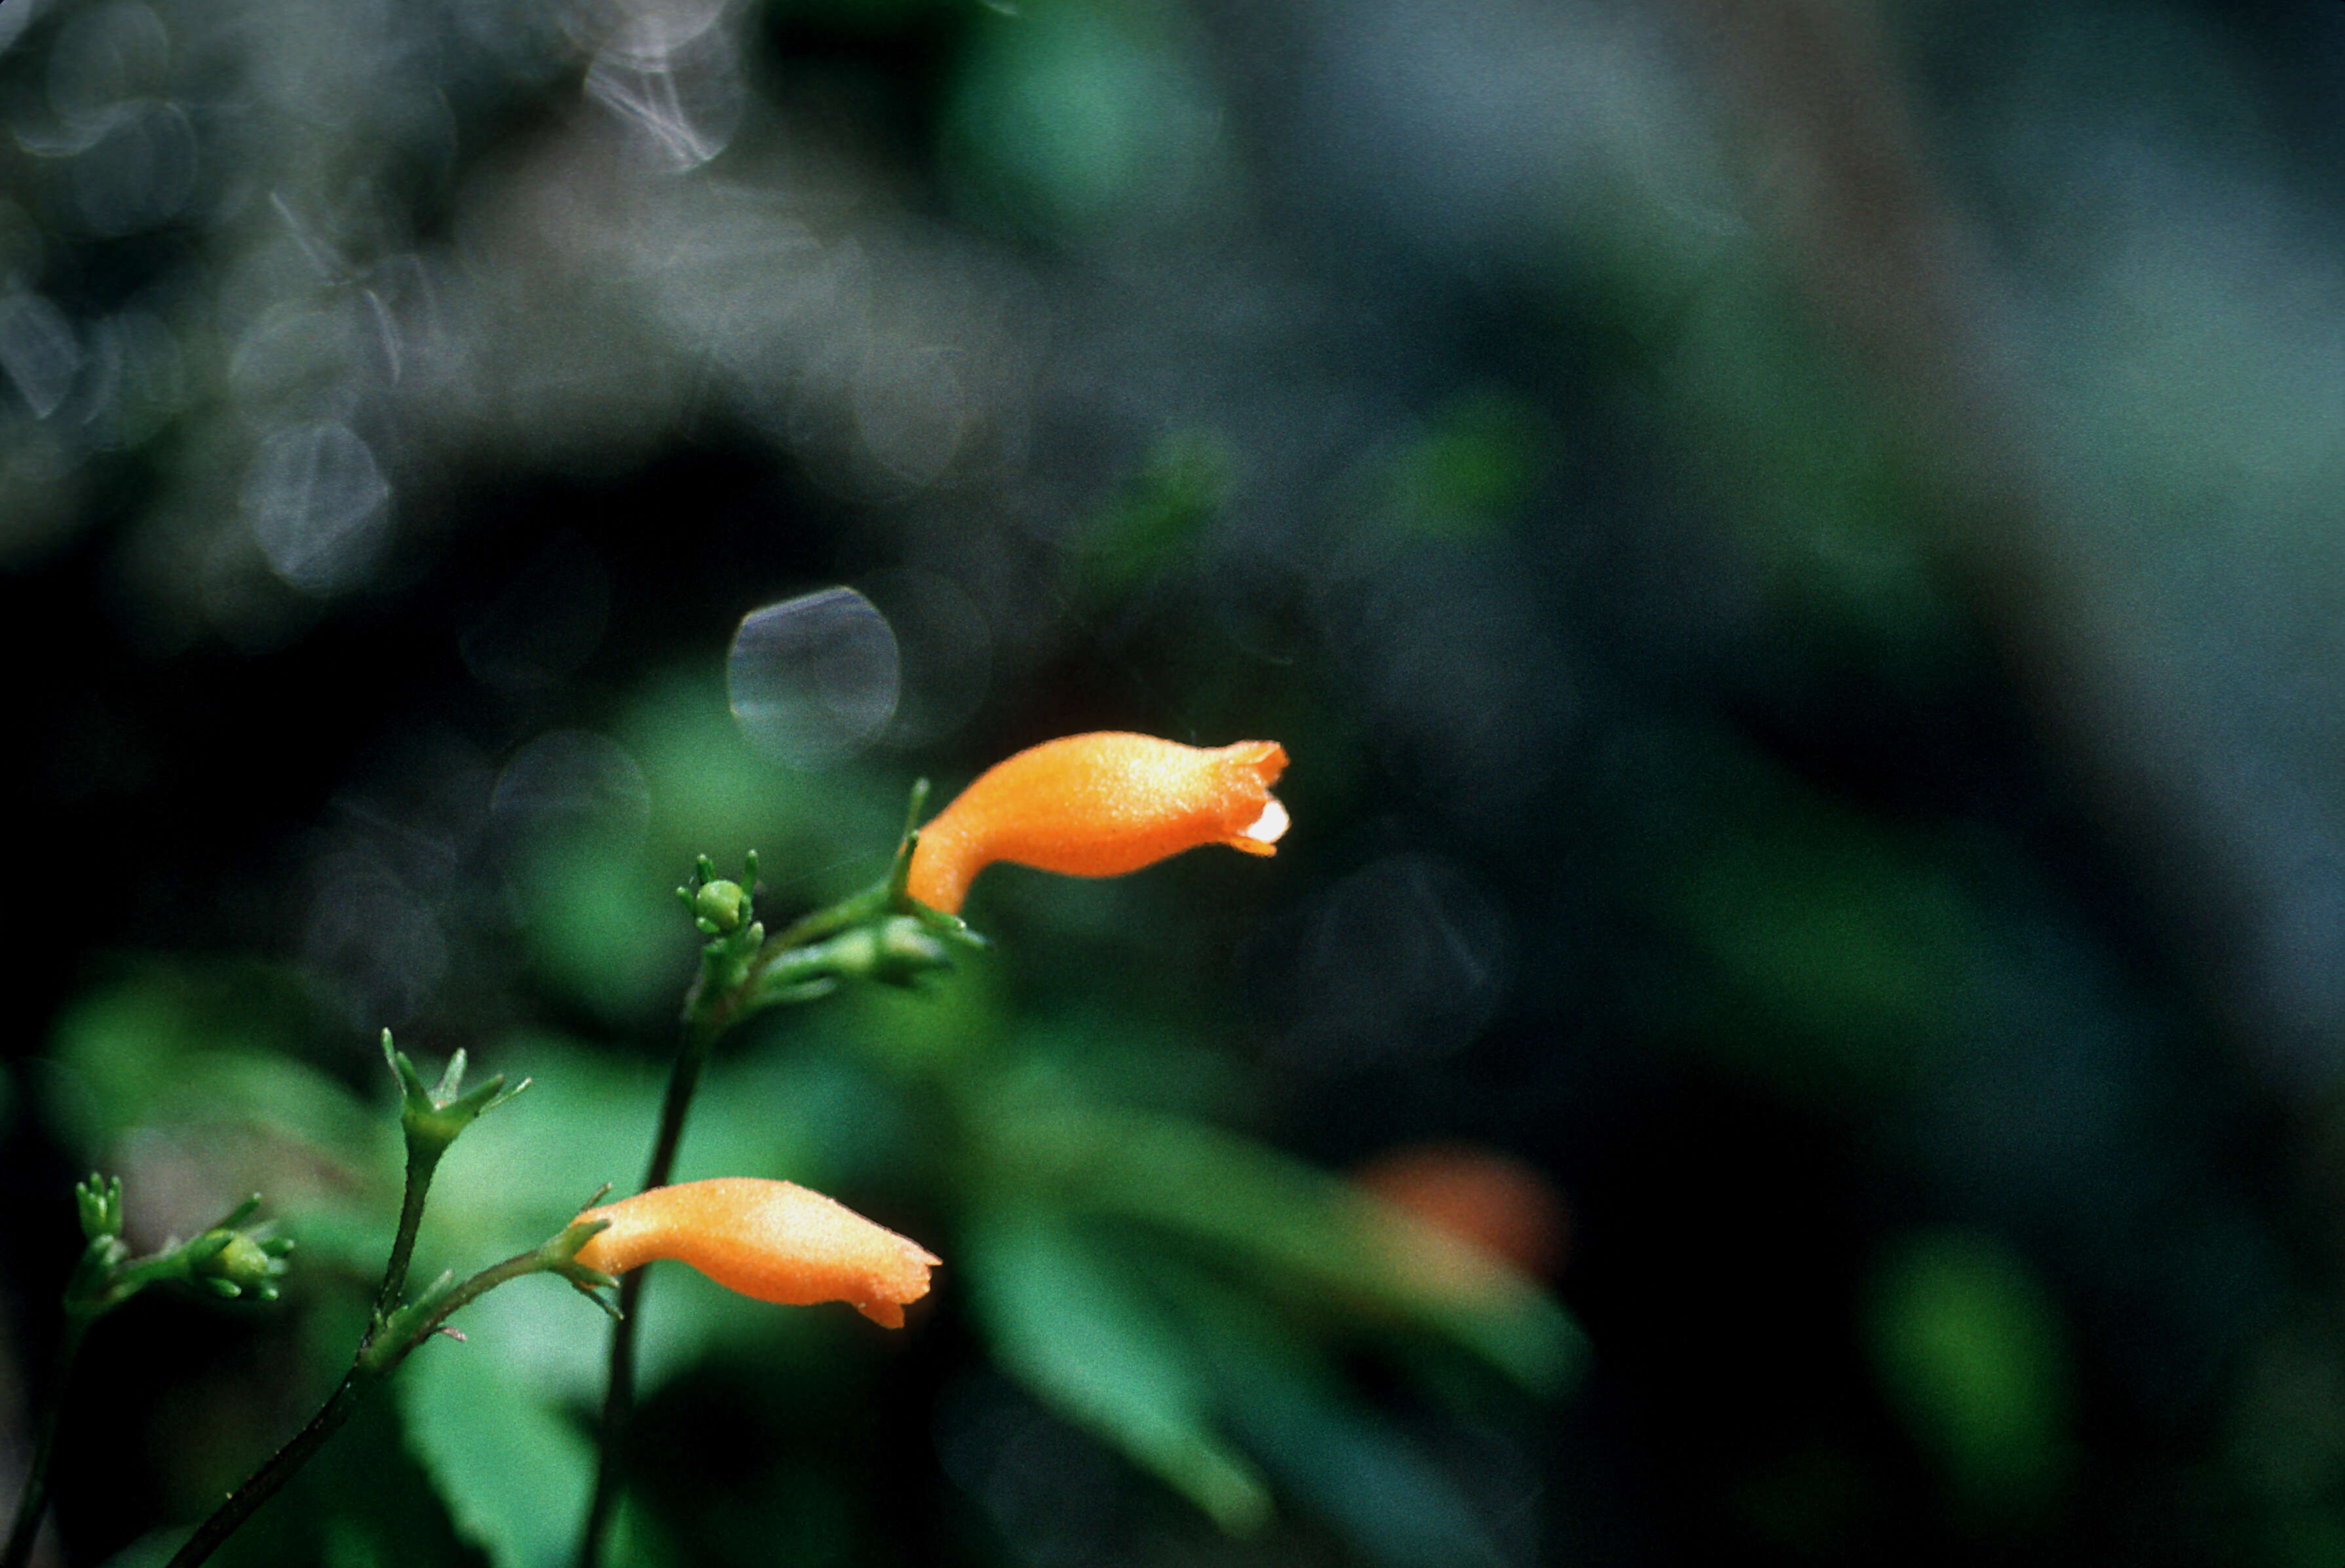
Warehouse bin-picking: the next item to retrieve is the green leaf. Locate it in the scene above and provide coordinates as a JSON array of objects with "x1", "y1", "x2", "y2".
[
  {"x1": 961, "y1": 1207, "x2": 1271, "y2": 1533},
  {"x1": 396, "y1": 1284, "x2": 595, "y2": 1568},
  {"x1": 48, "y1": 962, "x2": 383, "y2": 1161},
  {"x1": 1863, "y1": 1228, "x2": 2074, "y2": 1523},
  {"x1": 1206, "y1": 1330, "x2": 1506, "y2": 1568},
  {"x1": 987, "y1": 1097, "x2": 1582, "y2": 1393}
]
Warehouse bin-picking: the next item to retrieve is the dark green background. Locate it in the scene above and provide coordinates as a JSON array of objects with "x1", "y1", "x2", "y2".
[{"x1": 6, "y1": 0, "x2": 2345, "y2": 1563}]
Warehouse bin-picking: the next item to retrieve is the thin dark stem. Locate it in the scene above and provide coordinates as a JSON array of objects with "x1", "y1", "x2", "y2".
[
  {"x1": 164, "y1": 1249, "x2": 546, "y2": 1568},
  {"x1": 162, "y1": 1367, "x2": 372, "y2": 1568},
  {"x1": 1, "y1": 1320, "x2": 86, "y2": 1568},
  {"x1": 375, "y1": 1147, "x2": 443, "y2": 1324},
  {"x1": 576, "y1": 872, "x2": 920, "y2": 1568},
  {"x1": 576, "y1": 1008, "x2": 724, "y2": 1568}
]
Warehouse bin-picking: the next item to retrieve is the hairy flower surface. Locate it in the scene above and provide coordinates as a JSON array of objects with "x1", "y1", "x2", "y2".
[
  {"x1": 906, "y1": 732, "x2": 1288, "y2": 913},
  {"x1": 572, "y1": 1178, "x2": 938, "y2": 1327}
]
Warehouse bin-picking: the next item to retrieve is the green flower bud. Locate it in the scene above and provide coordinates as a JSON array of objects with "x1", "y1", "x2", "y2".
[
  {"x1": 75, "y1": 1174, "x2": 124, "y2": 1243},
  {"x1": 193, "y1": 1230, "x2": 291, "y2": 1301},
  {"x1": 693, "y1": 879, "x2": 750, "y2": 934}
]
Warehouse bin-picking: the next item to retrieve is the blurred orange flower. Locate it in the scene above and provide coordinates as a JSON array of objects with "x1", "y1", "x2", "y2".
[
  {"x1": 572, "y1": 1177, "x2": 938, "y2": 1327},
  {"x1": 1354, "y1": 1143, "x2": 1568, "y2": 1281},
  {"x1": 906, "y1": 732, "x2": 1289, "y2": 914}
]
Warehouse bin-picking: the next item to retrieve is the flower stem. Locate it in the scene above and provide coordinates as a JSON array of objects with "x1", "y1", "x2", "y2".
[
  {"x1": 575, "y1": 1008, "x2": 723, "y2": 1568},
  {"x1": 0, "y1": 1320, "x2": 87, "y2": 1568},
  {"x1": 376, "y1": 1146, "x2": 444, "y2": 1325},
  {"x1": 574, "y1": 923, "x2": 860, "y2": 1567},
  {"x1": 162, "y1": 1248, "x2": 548, "y2": 1568},
  {"x1": 576, "y1": 858, "x2": 951, "y2": 1568},
  {"x1": 161, "y1": 1048, "x2": 529, "y2": 1568}
]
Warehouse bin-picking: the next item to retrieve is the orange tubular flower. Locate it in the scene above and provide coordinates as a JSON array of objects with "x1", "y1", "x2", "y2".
[
  {"x1": 906, "y1": 732, "x2": 1289, "y2": 915},
  {"x1": 571, "y1": 1178, "x2": 938, "y2": 1327}
]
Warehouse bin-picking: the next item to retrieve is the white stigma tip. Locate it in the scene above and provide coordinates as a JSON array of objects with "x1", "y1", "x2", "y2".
[{"x1": 1240, "y1": 797, "x2": 1289, "y2": 844}]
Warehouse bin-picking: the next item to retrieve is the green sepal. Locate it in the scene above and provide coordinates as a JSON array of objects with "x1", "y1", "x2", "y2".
[
  {"x1": 886, "y1": 778, "x2": 987, "y2": 947},
  {"x1": 384, "y1": 1030, "x2": 529, "y2": 1159},
  {"x1": 542, "y1": 1214, "x2": 622, "y2": 1318},
  {"x1": 883, "y1": 779, "x2": 930, "y2": 908}
]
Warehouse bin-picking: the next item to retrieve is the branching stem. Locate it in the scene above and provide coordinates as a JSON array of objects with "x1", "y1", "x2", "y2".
[{"x1": 163, "y1": 1248, "x2": 549, "y2": 1568}]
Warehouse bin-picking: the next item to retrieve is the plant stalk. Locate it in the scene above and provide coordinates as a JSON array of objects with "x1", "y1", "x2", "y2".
[
  {"x1": 375, "y1": 1146, "x2": 443, "y2": 1325},
  {"x1": 575, "y1": 1006, "x2": 724, "y2": 1568},
  {"x1": 0, "y1": 1320, "x2": 87, "y2": 1568},
  {"x1": 577, "y1": 864, "x2": 934, "y2": 1568},
  {"x1": 164, "y1": 1248, "x2": 547, "y2": 1568}
]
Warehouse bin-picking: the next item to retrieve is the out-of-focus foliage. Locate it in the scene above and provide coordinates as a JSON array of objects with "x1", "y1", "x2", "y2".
[
  {"x1": 1863, "y1": 1229, "x2": 2076, "y2": 1527},
  {"x1": 13, "y1": 0, "x2": 2345, "y2": 1564}
]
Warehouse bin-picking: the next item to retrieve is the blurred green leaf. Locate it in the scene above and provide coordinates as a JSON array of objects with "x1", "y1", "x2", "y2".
[
  {"x1": 1383, "y1": 392, "x2": 1546, "y2": 541},
  {"x1": 44, "y1": 959, "x2": 392, "y2": 1267},
  {"x1": 1075, "y1": 428, "x2": 1230, "y2": 598},
  {"x1": 1863, "y1": 1229, "x2": 2074, "y2": 1525},
  {"x1": 397, "y1": 1289, "x2": 595, "y2": 1568},
  {"x1": 1192, "y1": 1304, "x2": 1507, "y2": 1568},
  {"x1": 961, "y1": 1206, "x2": 1272, "y2": 1533},
  {"x1": 1645, "y1": 741, "x2": 1979, "y2": 1104},
  {"x1": 978, "y1": 1092, "x2": 1581, "y2": 1393},
  {"x1": 509, "y1": 844, "x2": 691, "y2": 1029},
  {"x1": 1660, "y1": 269, "x2": 1956, "y2": 653},
  {"x1": 47, "y1": 961, "x2": 373, "y2": 1151}
]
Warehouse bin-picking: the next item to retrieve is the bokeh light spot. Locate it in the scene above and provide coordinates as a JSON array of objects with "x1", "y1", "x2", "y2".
[
  {"x1": 0, "y1": 293, "x2": 83, "y2": 417},
  {"x1": 584, "y1": 28, "x2": 743, "y2": 172},
  {"x1": 243, "y1": 420, "x2": 392, "y2": 594},
  {"x1": 727, "y1": 587, "x2": 902, "y2": 767},
  {"x1": 490, "y1": 729, "x2": 653, "y2": 854},
  {"x1": 73, "y1": 100, "x2": 197, "y2": 235},
  {"x1": 1274, "y1": 852, "x2": 1511, "y2": 1073}
]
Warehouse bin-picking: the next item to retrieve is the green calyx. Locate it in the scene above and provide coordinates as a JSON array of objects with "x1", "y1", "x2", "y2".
[
  {"x1": 543, "y1": 1212, "x2": 622, "y2": 1316},
  {"x1": 383, "y1": 1031, "x2": 529, "y2": 1161},
  {"x1": 678, "y1": 851, "x2": 760, "y2": 937}
]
